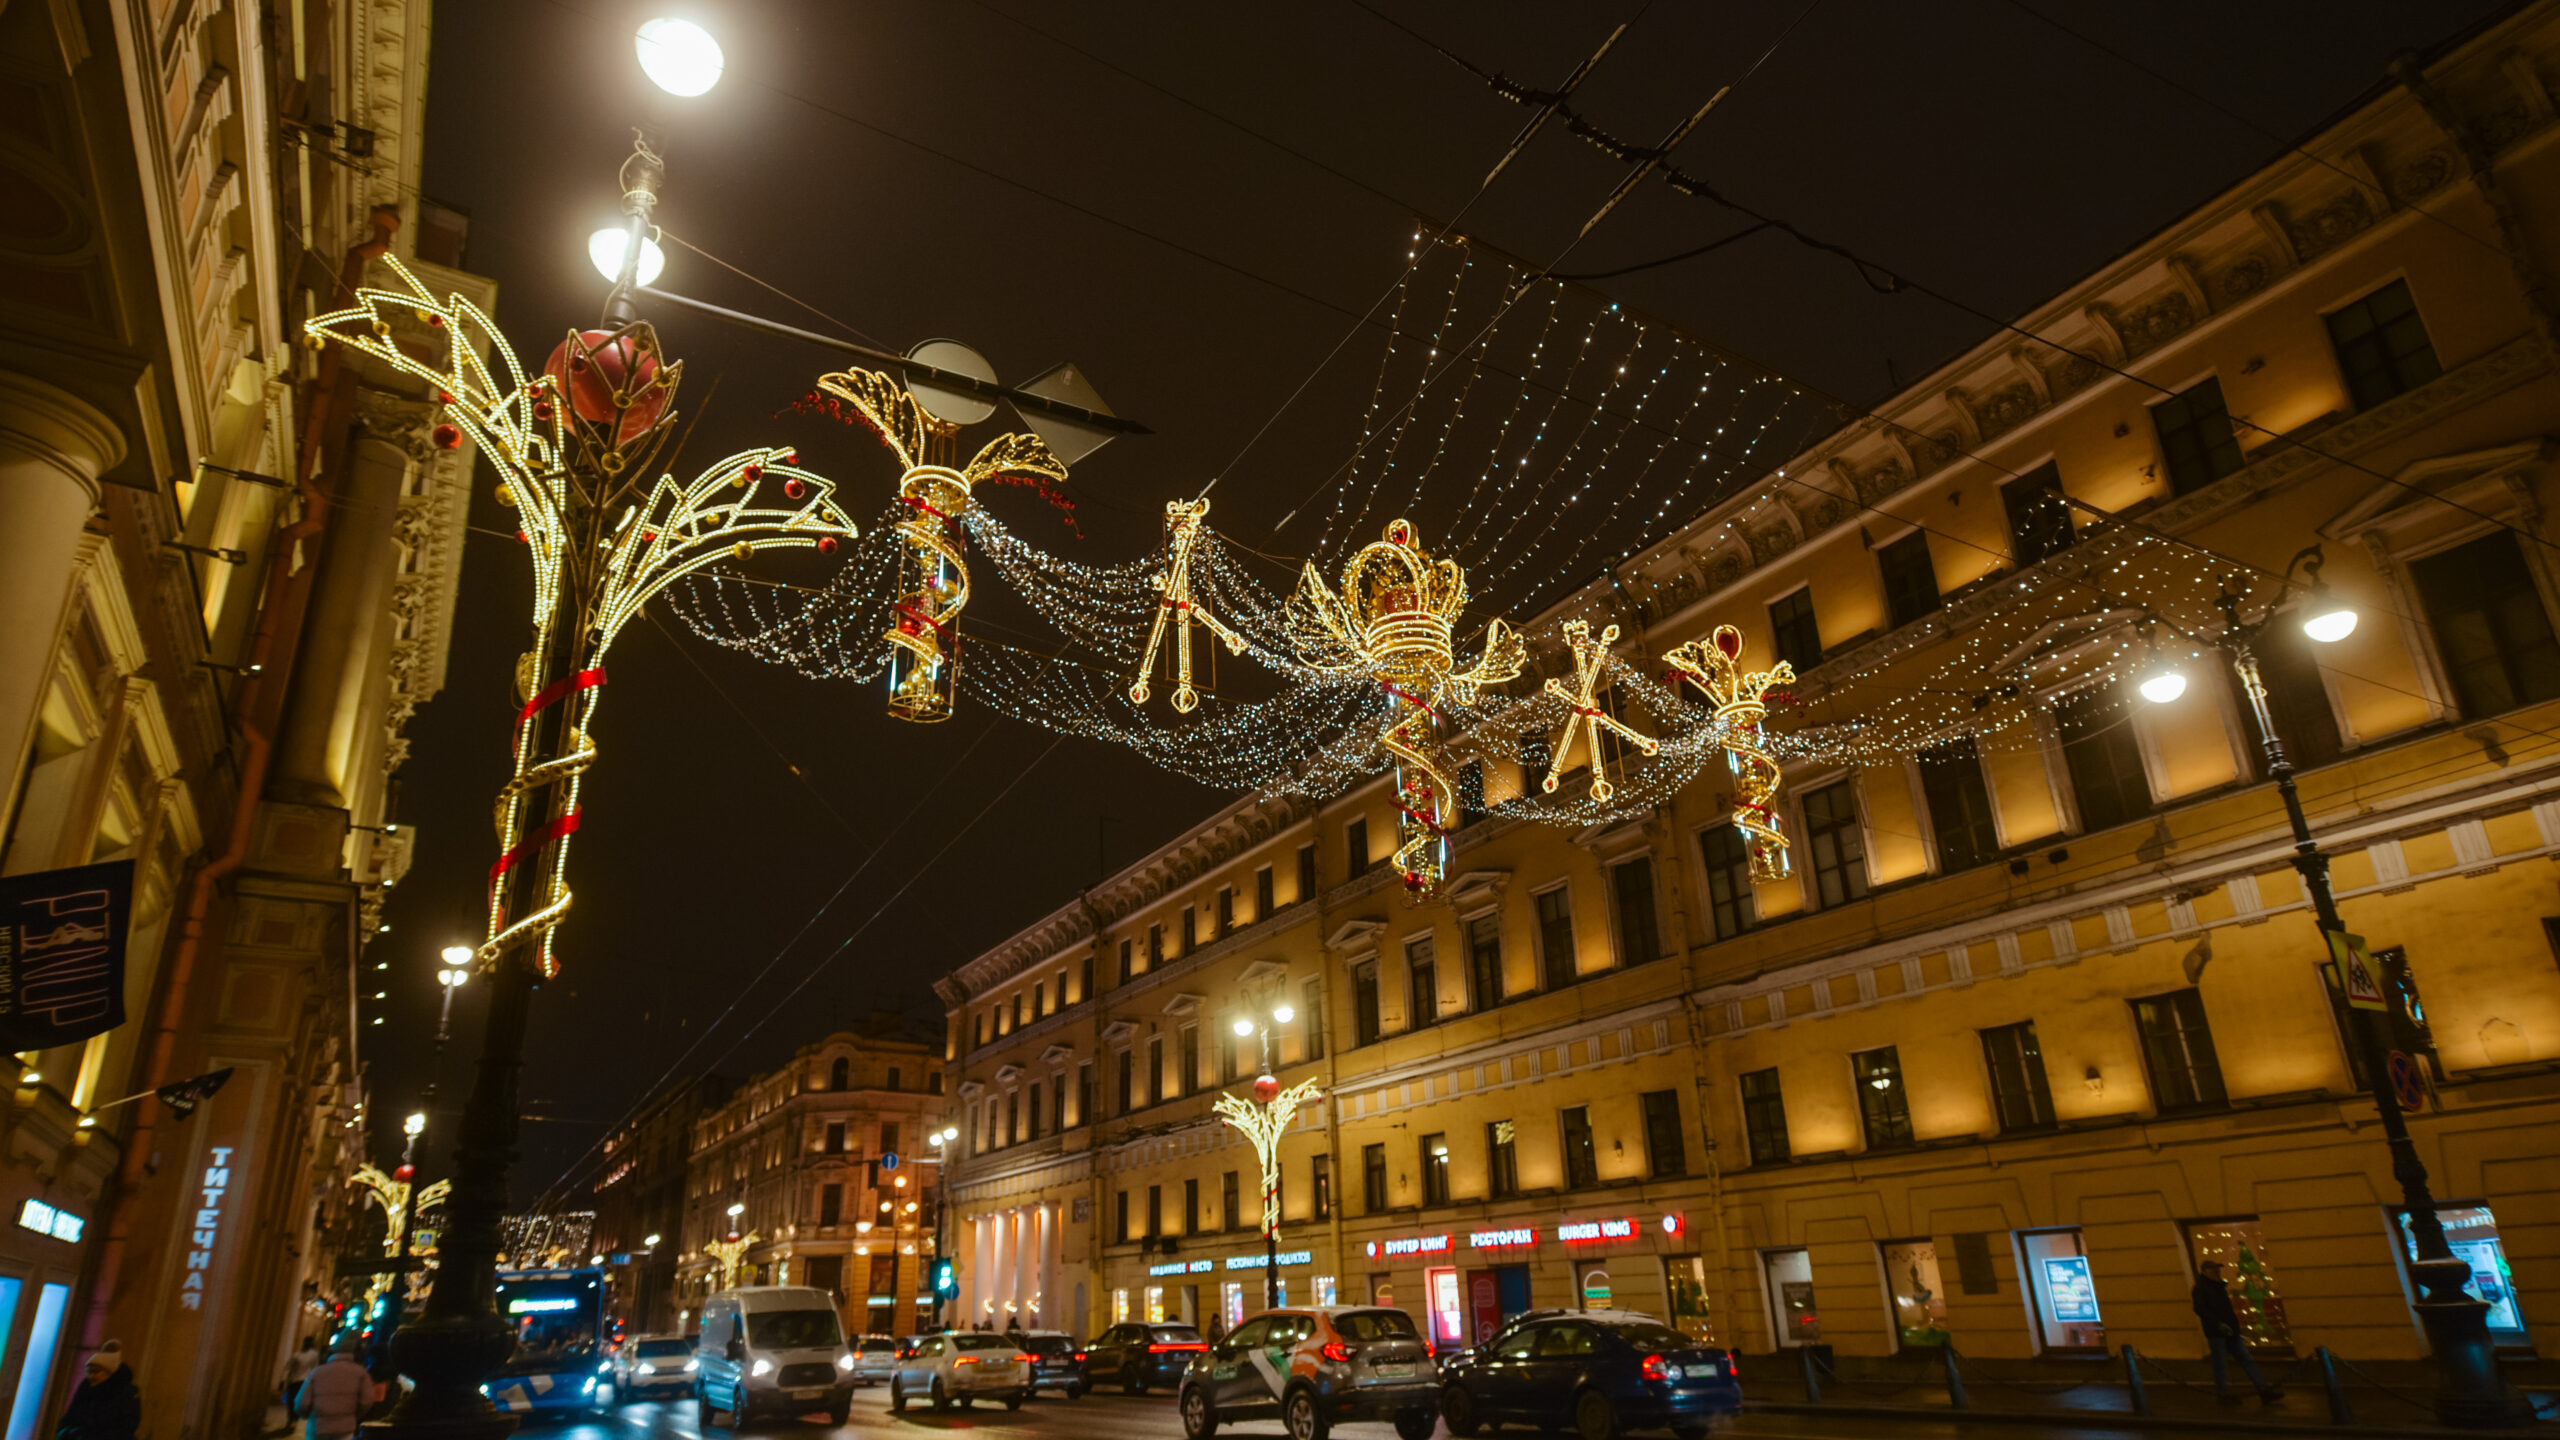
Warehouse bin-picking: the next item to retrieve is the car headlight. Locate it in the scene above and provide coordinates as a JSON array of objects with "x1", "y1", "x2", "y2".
[
  {"x1": 597, "y1": 1363, "x2": 614, "y2": 1376},
  {"x1": 637, "y1": 1364, "x2": 655, "y2": 1376},
  {"x1": 836, "y1": 1354, "x2": 855, "y2": 1372},
  {"x1": 750, "y1": 1358, "x2": 773, "y2": 1378},
  {"x1": 583, "y1": 1379, "x2": 598, "y2": 1394},
  {"x1": 683, "y1": 1359, "x2": 699, "y2": 1373}
]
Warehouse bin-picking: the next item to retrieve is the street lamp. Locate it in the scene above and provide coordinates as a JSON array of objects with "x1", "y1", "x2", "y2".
[
  {"x1": 633, "y1": 18, "x2": 724, "y2": 97},
  {"x1": 1216, "y1": 1005, "x2": 1318, "y2": 1310},
  {"x1": 2141, "y1": 548, "x2": 2511, "y2": 1424}
]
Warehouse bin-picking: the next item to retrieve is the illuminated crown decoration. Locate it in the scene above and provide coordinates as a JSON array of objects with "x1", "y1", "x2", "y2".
[
  {"x1": 1542, "y1": 620, "x2": 1659, "y2": 804},
  {"x1": 1130, "y1": 499, "x2": 1246, "y2": 713},
  {"x1": 814, "y1": 369, "x2": 1069, "y2": 723},
  {"x1": 1663, "y1": 625, "x2": 1794, "y2": 880},
  {"x1": 1287, "y1": 519, "x2": 1525, "y2": 898}
]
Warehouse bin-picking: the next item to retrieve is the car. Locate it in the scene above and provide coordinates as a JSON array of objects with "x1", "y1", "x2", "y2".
[
  {"x1": 691, "y1": 1285, "x2": 857, "y2": 1427},
  {"x1": 1178, "y1": 1306, "x2": 1439, "y2": 1440},
  {"x1": 1435, "y1": 1312, "x2": 1741, "y2": 1440},
  {"x1": 888, "y1": 1332, "x2": 1033, "y2": 1413},
  {"x1": 848, "y1": 1335, "x2": 902, "y2": 1387},
  {"x1": 1019, "y1": 1331, "x2": 1086, "y2": 1398},
  {"x1": 611, "y1": 1334, "x2": 696, "y2": 1402},
  {"x1": 1083, "y1": 1322, "x2": 1208, "y2": 1395}
]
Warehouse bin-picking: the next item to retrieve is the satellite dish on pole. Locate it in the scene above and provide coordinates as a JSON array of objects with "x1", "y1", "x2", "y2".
[
  {"x1": 903, "y1": 339, "x2": 999, "y2": 427},
  {"x1": 1012, "y1": 361, "x2": 1121, "y2": 467}
]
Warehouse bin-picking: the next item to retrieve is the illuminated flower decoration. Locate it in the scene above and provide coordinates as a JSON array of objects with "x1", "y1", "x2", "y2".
[
  {"x1": 1663, "y1": 624, "x2": 1795, "y2": 881},
  {"x1": 1213, "y1": 1078, "x2": 1323, "y2": 1242}
]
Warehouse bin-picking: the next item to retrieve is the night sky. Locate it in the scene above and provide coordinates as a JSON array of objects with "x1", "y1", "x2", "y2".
[{"x1": 374, "y1": 0, "x2": 2507, "y2": 1205}]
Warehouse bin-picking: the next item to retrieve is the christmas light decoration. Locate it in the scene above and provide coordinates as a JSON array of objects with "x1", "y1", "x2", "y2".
[
  {"x1": 351, "y1": 1164, "x2": 451, "y2": 1262},
  {"x1": 1663, "y1": 625, "x2": 1795, "y2": 881},
  {"x1": 702, "y1": 1230, "x2": 760, "y2": 1290},
  {"x1": 1213, "y1": 1077, "x2": 1322, "y2": 1248},
  {"x1": 1542, "y1": 619, "x2": 1658, "y2": 803},
  {"x1": 1129, "y1": 499, "x2": 1247, "y2": 712}
]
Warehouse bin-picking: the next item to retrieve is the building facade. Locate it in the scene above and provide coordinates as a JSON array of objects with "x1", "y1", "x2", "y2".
[
  {"x1": 941, "y1": 6, "x2": 2560, "y2": 1369},
  {"x1": 0, "y1": 0, "x2": 475, "y2": 1433},
  {"x1": 674, "y1": 1025, "x2": 949, "y2": 1339},
  {"x1": 594, "y1": 1074, "x2": 734, "y2": 1336}
]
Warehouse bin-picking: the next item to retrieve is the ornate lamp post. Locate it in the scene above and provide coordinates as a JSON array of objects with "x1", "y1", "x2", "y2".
[
  {"x1": 307, "y1": 21, "x2": 863, "y2": 1439},
  {"x1": 2139, "y1": 547, "x2": 2515, "y2": 1425},
  {"x1": 1214, "y1": 1006, "x2": 1319, "y2": 1311}
]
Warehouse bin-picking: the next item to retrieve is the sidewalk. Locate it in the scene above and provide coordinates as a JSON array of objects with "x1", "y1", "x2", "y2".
[{"x1": 1750, "y1": 1345, "x2": 2560, "y2": 1434}]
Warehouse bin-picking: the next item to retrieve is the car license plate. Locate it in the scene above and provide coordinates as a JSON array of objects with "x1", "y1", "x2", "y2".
[
  {"x1": 791, "y1": 1389, "x2": 823, "y2": 1401},
  {"x1": 1373, "y1": 1362, "x2": 1411, "y2": 1377}
]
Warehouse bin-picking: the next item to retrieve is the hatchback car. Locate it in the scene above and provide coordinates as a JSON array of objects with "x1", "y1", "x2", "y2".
[
  {"x1": 1083, "y1": 1322, "x2": 1208, "y2": 1395},
  {"x1": 1179, "y1": 1307, "x2": 1438, "y2": 1440},
  {"x1": 887, "y1": 1332, "x2": 1032, "y2": 1412},
  {"x1": 1437, "y1": 1313, "x2": 1740, "y2": 1440},
  {"x1": 847, "y1": 1335, "x2": 902, "y2": 1387},
  {"x1": 610, "y1": 1334, "x2": 695, "y2": 1402},
  {"x1": 1020, "y1": 1331, "x2": 1086, "y2": 1397}
]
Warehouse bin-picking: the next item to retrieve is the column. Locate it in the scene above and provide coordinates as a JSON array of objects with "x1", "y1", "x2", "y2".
[
  {"x1": 990, "y1": 1210, "x2": 1012, "y2": 1324},
  {"x1": 271, "y1": 417, "x2": 411, "y2": 805},
  {"x1": 1039, "y1": 1202, "x2": 1061, "y2": 1330},
  {"x1": 0, "y1": 373, "x2": 123, "y2": 842},
  {"x1": 1011, "y1": 1208, "x2": 1031, "y2": 1324}
]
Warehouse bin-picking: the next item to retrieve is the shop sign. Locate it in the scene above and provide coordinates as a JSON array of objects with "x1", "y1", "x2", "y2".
[
  {"x1": 0, "y1": 859, "x2": 133, "y2": 1050},
  {"x1": 2041, "y1": 1256, "x2": 2100, "y2": 1323},
  {"x1": 16, "y1": 1200, "x2": 82, "y2": 1243},
  {"x1": 1365, "y1": 1233, "x2": 1452, "y2": 1259},
  {"x1": 1222, "y1": 1250, "x2": 1311, "y2": 1271},
  {"x1": 1467, "y1": 1227, "x2": 1537, "y2": 1250},
  {"x1": 1557, "y1": 1216, "x2": 1637, "y2": 1243},
  {"x1": 180, "y1": 1146, "x2": 235, "y2": 1310},
  {"x1": 1148, "y1": 1259, "x2": 1214, "y2": 1277}
]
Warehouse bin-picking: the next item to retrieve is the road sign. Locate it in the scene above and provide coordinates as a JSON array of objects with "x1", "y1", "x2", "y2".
[
  {"x1": 2326, "y1": 931, "x2": 2388, "y2": 1011},
  {"x1": 879, "y1": 1152, "x2": 899, "y2": 1171},
  {"x1": 2387, "y1": 1051, "x2": 2428, "y2": 1113}
]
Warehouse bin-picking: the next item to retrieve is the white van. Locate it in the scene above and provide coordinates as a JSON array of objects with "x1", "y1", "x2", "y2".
[{"x1": 694, "y1": 1285, "x2": 855, "y2": 1426}]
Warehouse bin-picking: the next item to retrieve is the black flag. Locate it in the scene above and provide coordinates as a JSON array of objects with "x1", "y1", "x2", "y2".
[
  {"x1": 156, "y1": 1067, "x2": 234, "y2": 1118},
  {"x1": 0, "y1": 859, "x2": 133, "y2": 1050}
]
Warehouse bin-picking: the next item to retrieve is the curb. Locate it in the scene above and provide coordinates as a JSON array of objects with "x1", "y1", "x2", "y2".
[{"x1": 1745, "y1": 1399, "x2": 2553, "y2": 1436}]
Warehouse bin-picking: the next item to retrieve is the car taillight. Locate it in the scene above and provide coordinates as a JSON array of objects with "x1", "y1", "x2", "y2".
[
  {"x1": 1148, "y1": 1343, "x2": 1206, "y2": 1353},
  {"x1": 1641, "y1": 1355, "x2": 1668, "y2": 1383},
  {"x1": 1726, "y1": 1355, "x2": 1739, "y2": 1379},
  {"x1": 955, "y1": 1357, "x2": 978, "y2": 1367},
  {"x1": 1320, "y1": 1342, "x2": 1352, "y2": 1363},
  {"x1": 1073, "y1": 1352, "x2": 1086, "y2": 1363},
  {"x1": 1018, "y1": 1354, "x2": 1036, "y2": 1364}
]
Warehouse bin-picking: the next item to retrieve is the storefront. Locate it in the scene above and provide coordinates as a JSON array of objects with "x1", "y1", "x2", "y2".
[
  {"x1": 1132, "y1": 1245, "x2": 1330, "y2": 1330},
  {"x1": 1358, "y1": 1211, "x2": 1699, "y2": 1346}
]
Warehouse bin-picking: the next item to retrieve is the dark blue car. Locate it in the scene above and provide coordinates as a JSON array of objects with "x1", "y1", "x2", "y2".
[{"x1": 1438, "y1": 1313, "x2": 1740, "y2": 1440}]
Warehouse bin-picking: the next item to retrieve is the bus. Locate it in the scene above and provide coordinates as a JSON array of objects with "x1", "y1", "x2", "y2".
[{"x1": 486, "y1": 1266, "x2": 611, "y2": 1417}]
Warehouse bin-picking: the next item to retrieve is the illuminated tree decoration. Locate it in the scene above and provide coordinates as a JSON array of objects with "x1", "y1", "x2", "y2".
[
  {"x1": 1130, "y1": 499, "x2": 1247, "y2": 713},
  {"x1": 1663, "y1": 625, "x2": 1794, "y2": 880},
  {"x1": 304, "y1": 259, "x2": 860, "y2": 977},
  {"x1": 1213, "y1": 1077, "x2": 1323, "y2": 1242},
  {"x1": 702, "y1": 1230, "x2": 761, "y2": 1290},
  {"x1": 1286, "y1": 519, "x2": 1525, "y2": 900},
  {"x1": 1541, "y1": 619, "x2": 1658, "y2": 803},
  {"x1": 812, "y1": 369, "x2": 1069, "y2": 723}
]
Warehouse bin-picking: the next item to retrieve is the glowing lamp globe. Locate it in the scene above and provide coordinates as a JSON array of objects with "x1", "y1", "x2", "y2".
[
  {"x1": 587, "y1": 228, "x2": 666, "y2": 287},
  {"x1": 2302, "y1": 602, "x2": 2358, "y2": 643},
  {"x1": 635, "y1": 18, "x2": 724, "y2": 97},
  {"x1": 543, "y1": 330, "x2": 667, "y2": 447},
  {"x1": 1252, "y1": 1074, "x2": 1281, "y2": 1104},
  {"x1": 2137, "y1": 669, "x2": 2187, "y2": 704}
]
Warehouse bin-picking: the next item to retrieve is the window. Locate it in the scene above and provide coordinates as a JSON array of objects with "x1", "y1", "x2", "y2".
[
  {"x1": 1877, "y1": 529, "x2": 1941, "y2": 629},
  {"x1": 930, "y1": 1069, "x2": 943, "y2": 1095},
  {"x1": 1559, "y1": 1105, "x2": 1598, "y2": 1188},
  {"x1": 1486, "y1": 1120, "x2": 1519, "y2": 1198},
  {"x1": 1255, "y1": 864, "x2": 1275, "y2": 919},
  {"x1": 824, "y1": 1121, "x2": 846, "y2": 1154},
  {"x1": 1116, "y1": 1192, "x2": 1130, "y2": 1243},
  {"x1": 2000, "y1": 461, "x2": 2075, "y2": 567},
  {"x1": 2411, "y1": 531, "x2": 2560, "y2": 719},
  {"x1": 1179, "y1": 1024, "x2": 1199, "y2": 1095},
  {"x1": 1312, "y1": 1154, "x2": 1332, "y2": 1219},
  {"x1": 1146, "y1": 1185, "x2": 1162, "y2": 1238},
  {"x1": 1353, "y1": 961, "x2": 1381, "y2": 1046},
  {"x1": 2183, "y1": 1219, "x2": 2292, "y2": 1351},
  {"x1": 1297, "y1": 843, "x2": 1316, "y2": 902},
  {"x1": 1115, "y1": 1047, "x2": 1133, "y2": 1114},
  {"x1": 1302, "y1": 976, "x2": 1326, "y2": 1060},
  {"x1": 1014, "y1": 993, "x2": 1026, "y2": 1028},
  {"x1": 1362, "y1": 1143, "x2": 1388, "y2": 1212},
  {"x1": 1920, "y1": 737, "x2": 2000, "y2": 872},
  {"x1": 2021, "y1": 1228, "x2": 2105, "y2": 1351},
  {"x1": 1221, "y1": 1171, "x2": 1240, "y2": 1230},
  {"x1": 2152, "y1": 376, "x2": 2245, "y2": 495},
  {"x1": 2058, "y1": 684, "x2": 2153, "y2": 832},
  {"x1": 1459, "y1": 761, "x2": 1488, "y2": 825},
  {"x1": 2327, "y1": 279, "x2": 2441, "y2": 408},
  {"x1": 1026, "y1": 1081, "x2": 1044, "y2": 1139},
  {"x1": 1763, "y1": 1249, "x2": 1819, "y2": 1347},
  {"x1": 1218, "y1": 1021, "x2": 1238, "y2": 1083},
  {"x1": 1184, "y1": 1178, "x2": 1200, "y2": 1234},
  {"x1": 1148, "y1": 923, "x2": 1164, "y2": 968},
  {"x1": 1346, "y1": 818, "x2": 1370, "y2": 876},
  {"x1": 1407, "y1": 936, "x2": 1438, "y2": 1029},
  {"x1": 1419, "y1": 1134, "x2": 1450, "y2": 1206},
  {"x1": 2134, "y1": 988, "x2": 2227, "y2": 1111},
  {"x1": 1801, "y1": 779, "x2": 1870, "y2": 907},
  {"x1": 1076, "y1": 1061, "x2": 1092, "y2": 1127},
  {"x1": 1052, "y1": 1074, "x2": 1066, "y2": 1131},
  {"x1": 1611, "y1": 856, "x2": 1660, "y2": 965},
  {"x1": 1768, "y1": 588, "x2": 1822, "y2": 673},
  {"x1": 1465, "y1": 912, "x2": 1503, "y2": 1009},
  {"x1": 1181, "y1": 905, "x2": 1197, "y2": 954},
  {"x1": 890, "y1": 1063, "x2": 905, "y2": 1091},
  {"x1": 1080, "y1": 954, "x2": 1092, "y2": 1002},
  {"x1": 1146, "y1": 1036, "x2": 1163, "y2": 1105},
  {"x1": 1216, "y1": 887, "x2": 1234, "y2": 939},
  {"x1": 1640, "y1": 1089, "x2": 1686, "y2": 1178},
  {"x1": 1698, "y1": 824, "x2": 1758, "y2": 940},
  {"x1": 2252, "y1": 617, "x2": 2343, "y2": 772},
  {"x1": 1739, "y1": 1067, "x2": 1790, "y2": 1165},
  {"x1": 1535, "y1": 886, "x2": 1576, "y2": 990},
  {"x1": 2393, "y1": 1204, "x2": 2529, "y2": 1346},
  {"x1": 819, "y1": 1183, "x2": 842, "y2": 1227},
  {"x1": 829, "y1": 1057, "x2": 850, "y2": 1090},
  {"x1": 1852, "y1": 1046, "x2": 1914, "y2": 1150},
  {"x1": 1005, "y1": 1092, "x2": 1018, "y2": 1143},
  {"x1": 1980, "y1": 1020, "x2": 2057, "y2": 1131},
  {"x1": 1881, "y1": 1240, "x2": 1949, "y2": 1349},
  {"x1": 1118, "y1": 938, "x2": 1133, "y2": 986}
]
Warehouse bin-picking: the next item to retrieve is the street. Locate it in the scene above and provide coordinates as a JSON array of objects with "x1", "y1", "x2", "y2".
[{"x1": 524, "y1": 1389, "x2": 2167, "y2": 1440}]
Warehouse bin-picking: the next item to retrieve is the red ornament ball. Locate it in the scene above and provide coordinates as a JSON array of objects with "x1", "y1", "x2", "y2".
[
  {"x1": 1253, "y1": 1074, "x2": 1281, "y2": 1104},
  {"x1": 782, "y1": 450, "x2": 798, "y2": 466},
  {"x1": 818, "y1": 535, "x2": 839, "y2": 556},
  {"x1": 393, "y1": 1164, "x2": 415, "y2": 1182},
  {"x1": 532, "y1": 398, "x2": 555, "y2": 424},
  {"x1": 1714, "y1": 628, "x2": 1742, "y2": 658},
  {"x1": 431, "y1": 423, "x2": 461, "y2": 450},
  {"x1": 784, "y1": 478, "x2": 806, "y2": 500},
  {"x1": 743, "y1": 462, "x2": 764, "y2": 483},
  {"x1": 542, "y1": 330, "x2": 667, "y2": 445}
]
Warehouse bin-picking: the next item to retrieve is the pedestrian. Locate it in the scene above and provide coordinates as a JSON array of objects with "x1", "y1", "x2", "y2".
[
  {"x1": 294, "y1": 1342, "x2": 379, "y2": 1440},
  {"x1": 280, "y1": 1338, "x2": 319, "y2": 1410},
  {"x1": 1207, "y1": 1315, "x2": 1226, "y2": 1346},
  {"x1": 2192, "y1": 1261, "x2": 2281, "y2": 1404},
  {"x1": 56, "y1": 1342, "x2": 140, "y2": 1440}
]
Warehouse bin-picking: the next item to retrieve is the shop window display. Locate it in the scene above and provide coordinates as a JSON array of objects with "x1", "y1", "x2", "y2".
[
  {"x1": 1881, "y1": 1240, "x2": 1948, "y2": 1348},
  {"x1": 2183, "y1": 1218, "x2": 2290, "y2": 1351}
]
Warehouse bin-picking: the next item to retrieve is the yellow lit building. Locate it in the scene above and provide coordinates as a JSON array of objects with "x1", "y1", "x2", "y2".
[{"x1": 942, "y1": 5, "x2": 2560, "y2": 1366}]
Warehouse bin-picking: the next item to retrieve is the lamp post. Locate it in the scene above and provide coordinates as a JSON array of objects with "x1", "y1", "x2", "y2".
[
  {"x1": 927, "y1": 1126, "x2": 959, "y2": 1328},
  {"x1": 314, "y1": 22, "x2": 864, "y2": 1440},
  {"x1": 1217, "y1": 1006, "x2": 1316, "y2": 1311},
  {"x1": 2140, "y1": 548, "x2": 2513, "y2": 1425}
]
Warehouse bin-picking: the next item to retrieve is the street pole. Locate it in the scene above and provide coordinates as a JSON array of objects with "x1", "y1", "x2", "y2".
[
  {"x1": 1259, "y1": 1024, "x2": 1278, "y2": 1312},
  {"x1": 2217, "y1": 593, "x2": 2513, "y2": 1425}
]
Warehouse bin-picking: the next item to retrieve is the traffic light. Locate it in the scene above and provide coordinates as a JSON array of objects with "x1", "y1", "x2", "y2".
[{"x1": 931, "y1": 1258, "x2": 957, "y2": 1300}]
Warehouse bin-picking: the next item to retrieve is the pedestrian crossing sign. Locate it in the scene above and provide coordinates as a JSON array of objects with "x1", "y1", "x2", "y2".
[{"x1": 2326, "y1": 931, "x2": 2387, "y2": 1011}]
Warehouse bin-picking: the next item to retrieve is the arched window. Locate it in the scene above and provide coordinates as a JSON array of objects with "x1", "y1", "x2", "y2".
[{"x1": 829, "y1": 1057, "x2": 850, "y2": 1091}]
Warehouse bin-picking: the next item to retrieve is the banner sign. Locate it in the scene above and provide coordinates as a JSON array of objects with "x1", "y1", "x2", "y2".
[{"x1": 0, "y1": 860, "x2": 133, "y2": 1049}]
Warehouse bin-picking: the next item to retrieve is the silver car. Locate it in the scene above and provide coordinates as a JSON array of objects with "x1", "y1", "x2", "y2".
[
  {"x1": 610, "y1": 1334, "x2": 696, "y2": 1402},
  {"x1": 848, "y1": 1334, "x2": 901, "y2": 1387},
  {"x1": 888, "y1": 1332, "x2": 1032, "y2": 1412}
]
